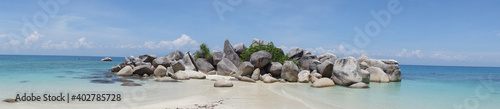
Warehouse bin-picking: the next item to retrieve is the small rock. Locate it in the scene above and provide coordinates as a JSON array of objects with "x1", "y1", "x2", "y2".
[
  {"x1": 240, "y1": 76, "x2": 256, "y2": 83},
  {"x1": 100, "y1": 57, "x2": 112, "y2": 61},
  {"x1": 3, "y1": 98, "x2": 18, "y2": 103},
  {"x1": 262, "y1": 74, "x2": 278, "y2": 83},
  {"x1": 311, "y1": 78, "x2": 335, "y2": 88},
  {"x1": 214, "y1": 80, "x2": 233, "y2": 87},
  {"x1": 155, "y1": 78, "x2": 180, "y2": 82},
  {"x1": 121, "y1": 82, "x2": 141, "y2": 86},
  {"x1": 251, "y1": 68, "x2": 261, "y2": 80},
  {"x1": 348, "y1": 82, "x2": 369, "y2": 88},
  {"x1": 207, "y1": 70, "x2": 217, "y2": 75},
  {"x1": 278, "y1": 79, "x2": 286, "y2": 83},
  {"x1": 105, "y1": 75, "x2": 112, "y2": 78},
  {"x1": 298, "y1": 70, "x2": 311, "y2": 83}
]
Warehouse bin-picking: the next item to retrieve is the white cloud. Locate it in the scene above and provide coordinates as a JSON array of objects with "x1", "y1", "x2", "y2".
[
  {"x1": 278, "y1": 45, "x2": 298, "y2": 53},
  {"x1": 41, "y1": 37, "x2": 94, "y2": 49},
  {"x1": 10, "y1": 40, "x2": 21, "y2": 46},
  {"x1": 75, "y1": 37, "x2": 93, "y2": 49},
  {"x1": 396, "y1": 49, "x2": 423, "y2": 58},
  {"x1": 212, "y1": 45, "x2": 223, "y2": 52},
  {"x1": 430, "y1": 53, "x2": 467, "y2": 61},
  {"x1": 0, "y1": 34, "x2": 6, "y2": 38},
  {"x1": 140, "y1": 34, "x2": 199, "y2": 49},
  {"x1": 304, "y1": 45, "x2": 367, "y2": 56},
  {"x1": 24, "y1": 31, "x2": 44, "y2": 48}
]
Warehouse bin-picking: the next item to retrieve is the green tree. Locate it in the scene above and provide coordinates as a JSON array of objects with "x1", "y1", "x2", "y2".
[
  {"x1": 240, "y1": 40, "x2": 293, "y2": 64},
  {"x1": 195, "y1": 43, "x2": 213, "y2": 61}
]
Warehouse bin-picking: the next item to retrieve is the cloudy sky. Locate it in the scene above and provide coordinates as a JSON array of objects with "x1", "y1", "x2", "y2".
[{"x1": 1, "y1": 0, "x2": 499, "y2": 67}]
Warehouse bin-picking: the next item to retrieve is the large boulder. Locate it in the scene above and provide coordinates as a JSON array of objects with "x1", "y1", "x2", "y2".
[
  {"x1": 281, "y1": 61, "x2": 300, "y2": 82},
  {"x1": 132, "y1": 65, "x2": 155, "y2": 75},
  {"x1": 309, "y1": 60, "x2": 321, "y2": 72},
  {"x1": 195, "y1": 58, "x2": 215, "y2": 73},
  {"x1": 223, "y1": 39, "x2": 240, "y2": 67},
  {"x1": 233, "y1": 43, "x2": 247, "y2": 56},
  {"x1": 266, "y1": 62, "x2": 282, "y2": 77},
  {"x1": 139, "y1": 54, "x2": 157, "y2": 63},
  {"x1": 317, "y1": 53, "x2": 338, "y2": 63},
  {"x1": 286, "y1": 48, "x2": 305, "y2": 61},
  {"x1": 311, "y1": 78, "x2": 335, "y2": 88},
  {"x1": 250, "y1": 50, "x2": 272, "y2": 68},
  {"x1": 299, "y1": 56, "x2": 314, "y2": 71},
  {"x1": 216, "y1": 58, "x2": 238, "y2": 76},
  {"x1": 100, "y1": 57, "x2": 112, "y2": 61},
  {"x1": 214, "y1": 80, "x2": 233, "y2": 87},
  {"x1": 360, "y1": 69, "x2": 370, "y2": 84},
  {"x1": 152, "y1": 57, "x2": 170, "y2": 68},
  {"x1": 211, "y1": 51, "x2": 224, "y2": 66},
  {"x1": 331, "y1": 57, "x2": 363, "y2": 86},
  {"x1": 181, "y1": 70, "x2": 206, "y2": 79},
  {"x1": 236, "y1": 62, "x2": 254, "y2": 76},
  {"x1": 381, "y1": 59, "x2": 402, "y2": 82},
  {"x1": 171, "y1": 71, "x2": 190, "y2": 80},
  {"x1": 154, "y1": 65, "x2": 167, "y2": 77},
  {"x1": 317, "y1": 61, "x2": 333, "y2": 78},
  {"x1": 110, "y1": 66, "x2": 121, "y2": 72},
  {"x1": 133, "y1": 61, "x2": 151, "y2": 66},
  {"x1": 182, "y1": 52, "x2": 198, "y2": 71},
  {"x1": 166, "y1": 50, "x2": 184, "y2": 61},
  {"x1": 116, "y1": 66, "x2": 133, "y2": 76},
  {"x1": 124, "y1": 57, "x2": 132, "y2": 64},
  {"x1": 367, "y1": 67, "x2": 389, "y2": 83},
  {"x1": 357, "y1": 55, "x2": 401, "y2": 82},
  {"x1": 359, "y1": 62, "x2": 369, "y2": 70},
  {"x1": 171, "y1": 61, "x2": 185, "y2": 73},
  {"x1": 298, "y1": 70, "x2": 311, "y2": 83},
  {"x1": 166, "y1": 67, "x2": 174, "y2": 76}
]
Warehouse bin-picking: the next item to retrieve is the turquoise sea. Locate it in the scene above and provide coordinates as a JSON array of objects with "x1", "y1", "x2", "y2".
[{"x1": 1, "y1": 55, "x2": 499, "y2": 109}]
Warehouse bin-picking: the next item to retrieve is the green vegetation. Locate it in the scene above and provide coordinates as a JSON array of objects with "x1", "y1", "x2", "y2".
[
  {"x1": 240, "y1": 40, "x2": 292, "y2": 64},
  {"x1": 195, "y1": 43, "x2": 213, "y2": 61}
]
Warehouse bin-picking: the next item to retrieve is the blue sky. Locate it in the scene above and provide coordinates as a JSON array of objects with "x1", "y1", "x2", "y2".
[{"x1": 1, "y1": 0, "x2": 499, "y2": 67}]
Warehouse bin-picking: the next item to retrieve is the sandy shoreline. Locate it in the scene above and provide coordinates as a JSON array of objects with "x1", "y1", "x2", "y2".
[{"x1": 2, "y1": 75, "x2": 338, "y2": 109}]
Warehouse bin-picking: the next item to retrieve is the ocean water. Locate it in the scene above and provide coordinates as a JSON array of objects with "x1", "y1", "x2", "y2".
[{"x1": 1, "y1": 55, "x2": 500, "y2": 109}]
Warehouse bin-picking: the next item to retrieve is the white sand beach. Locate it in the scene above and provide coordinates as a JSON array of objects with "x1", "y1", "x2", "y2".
[{"x1": 1, "y1": 75, "x2": 339, "y2": 109}]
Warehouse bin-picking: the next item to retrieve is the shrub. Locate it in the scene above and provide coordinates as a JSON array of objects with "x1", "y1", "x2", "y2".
[
  {"x1": 195, "y1": 43, "x2": 213, "y2": 61},
  {"x1": 240, "y1": 40, "x2": 292, "y2": 64}
]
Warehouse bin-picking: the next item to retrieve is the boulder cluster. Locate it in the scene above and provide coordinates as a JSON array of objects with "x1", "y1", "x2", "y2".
[{"x1": 108, "y1": 38, "x2": 402, "y2": 88}]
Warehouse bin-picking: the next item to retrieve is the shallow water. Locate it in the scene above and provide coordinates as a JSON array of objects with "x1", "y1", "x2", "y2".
[{"x1": 1, "y1": 55, "x2": 500, "y2": 109}]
